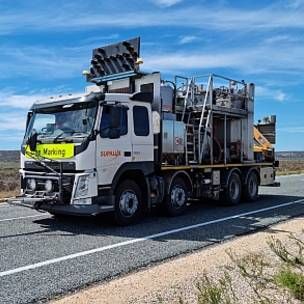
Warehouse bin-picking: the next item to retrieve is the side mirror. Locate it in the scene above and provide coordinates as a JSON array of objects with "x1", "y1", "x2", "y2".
[
  {"x1": 110, "y1": 106, "x2": 121, "y2": 129},
  {"x1": 46, "y1": 123, "x2": 55, "y2": 133},
  {"x1": 27, "y1": 132, "x2": 38, "y2": 151}
]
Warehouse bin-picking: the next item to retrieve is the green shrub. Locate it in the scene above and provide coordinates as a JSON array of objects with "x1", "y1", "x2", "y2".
[
  {"x1": 274, "y1": 268, "x2": 304, "y2": 301},
  {"x1": 196, "y1": 272, "x2": 235, "y2": 304}
]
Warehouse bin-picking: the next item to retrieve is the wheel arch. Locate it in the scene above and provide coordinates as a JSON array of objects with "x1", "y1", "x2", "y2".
[
  {"x1": 243, "y1": 167, "x2": 260, "y2": 186},
  {"x1": 166, "y1": 170, "x2": 193, "y2": 196},
  {"x1": 222, "y1": 168, "x2": 242, "y2": 188},
  {"x1": 112, "y1": 162, "x2": 154, "y2": 210}
]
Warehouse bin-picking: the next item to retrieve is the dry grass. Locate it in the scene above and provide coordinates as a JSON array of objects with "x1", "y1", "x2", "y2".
[
  {"x1": 0, "y1": 162, "x2": 19, "y2": 201},
  {"x1": 277, "y1": 160, "x2": 304, "y2": 175}
]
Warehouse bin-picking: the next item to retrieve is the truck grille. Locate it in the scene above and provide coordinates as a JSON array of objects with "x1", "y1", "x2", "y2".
[{"x1": 24, "y1": 161, "x2": 76, "y2": 172}]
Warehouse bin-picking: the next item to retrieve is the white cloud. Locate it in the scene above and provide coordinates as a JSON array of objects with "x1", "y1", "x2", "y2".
[
  {"x1": 152, "y1": 0, "x2": 183, "y2": 7},
  {"x1": 1, "y1": 33, "x2": 304, "y2": 86},
  {"x1": 286, "y1": 0, "x2": 304, "y2": 9},
  {"x1": 0, "y1": 45, "x2": 87, "y2": 80},
  {"x1": 0, "y1": 112, "x2": 27, "y2": 131},
  {"x1": 275, "y1": 91, "x2": 286, "y2": 102},
  {"x1": 264, "y1": 35, "x2": 301, "y2": 44},
  {"x1": 143, "y1": 40, "x2": 304, "y2": 78},
  {"x1": 0, "y1": 91, "x2": 52, "y2": 109},
  {"x1": 1, "y1": 4, "x2": 304, "y2": 34},
  {"x1": 255, "y1": 86, "x2": 287, "y2": 102},
  {"x1": 179, "y1": 35, "x2": 198, "y2": 44},
  {"x1": 0, "y1": 90, "x2": 82, "y2": 110}
]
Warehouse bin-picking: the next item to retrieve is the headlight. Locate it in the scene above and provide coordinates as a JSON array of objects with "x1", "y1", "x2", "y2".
[
  {"x1": 27, "y1": 178, "x2": 36, "y2": 191},
  {"x1": 45, "y1": 179, "x2": 53, "y2": 192},
  {"x1": 75, "y1": 175, "x2": 89, "y2": 198}
]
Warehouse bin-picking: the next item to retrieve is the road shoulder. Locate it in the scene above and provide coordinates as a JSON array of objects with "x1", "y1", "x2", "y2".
[{"x1": 51, "y1": 216, "x2": 304, "y2": 304}]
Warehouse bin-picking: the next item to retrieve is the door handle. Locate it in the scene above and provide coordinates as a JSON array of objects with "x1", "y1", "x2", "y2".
[{"x1": 124, "y1": 151, "x2": 132, "y2": 157}]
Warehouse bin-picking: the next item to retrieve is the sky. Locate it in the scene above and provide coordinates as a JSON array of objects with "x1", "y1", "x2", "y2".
[{"x1": 0, "y1": 0, "x2": 304, "y2": 151}]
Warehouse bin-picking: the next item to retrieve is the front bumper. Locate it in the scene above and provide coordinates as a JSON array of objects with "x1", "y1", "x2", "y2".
[
  {"x1": 8, "y1": 195, "x2": 114, "y2": 216},
  {"x1": 16, "y1": 169, "x2": 115, "y2": 216}
]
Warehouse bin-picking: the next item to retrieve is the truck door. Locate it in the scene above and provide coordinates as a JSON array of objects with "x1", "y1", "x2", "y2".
[
  {"x1": 96, "y1": 104, "x2": 132, "y2": 186},
  {"x1": 131, "y1": 102, "x2": 154, "y2": 162}
]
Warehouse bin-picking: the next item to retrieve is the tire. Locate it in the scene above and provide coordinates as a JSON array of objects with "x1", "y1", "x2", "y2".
[
  {"x1": 243, "y1": 171, "x2": 259, "y2": 201},
  {"x1": 114, "y1": 179, "x2": 143, "y2": 225},
  {"x1": 222, "y1": 172, "x2": 242, "y2": 205},
  {"x1": 50, "y1": 212, "x2": 70, "y2": 220},
  {"x1": 165, "y1": 177, "x2": 188, "y2": 216}
]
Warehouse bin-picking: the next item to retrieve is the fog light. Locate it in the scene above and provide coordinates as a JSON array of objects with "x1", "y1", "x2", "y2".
[
  {"x1": 27, "y1": 178, "x2": 36, "y2": 191},
  {"x1": 73, "y1": 198, "x2": 92, "y2": 205},
  {"x1": 45, "y1": 179, "x2": 53, "y2": 192}
]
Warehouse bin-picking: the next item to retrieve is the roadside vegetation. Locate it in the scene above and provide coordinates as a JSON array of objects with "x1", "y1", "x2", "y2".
[
  {"x1": 277, "y1": 160, "x2": 304, "y2": 176},
  {"x1": 172, "y1": 232, "x2": 304, "y2": 304},
  {"x1": 0, "y1": 161, "x2": 19, "y2": 199}
]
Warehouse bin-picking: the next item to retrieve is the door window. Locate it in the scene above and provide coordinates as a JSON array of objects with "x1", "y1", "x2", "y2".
[
  {"x1": 133, "y1": 106, "x2": 149, "y2": 136},
  {"x1": 100, "y1": 106, "x2": 128, "y2": 138}
]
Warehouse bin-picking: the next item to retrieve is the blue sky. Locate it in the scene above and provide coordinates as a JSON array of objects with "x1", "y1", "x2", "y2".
[{"x1": 0, "y1": 0, "x2": 303, "y2": 151}]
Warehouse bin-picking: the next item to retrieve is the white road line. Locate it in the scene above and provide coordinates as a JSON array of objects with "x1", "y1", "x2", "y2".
[
  {"x1": 0, "y1": 214, "x2": 47, "y2": 223},
  {"x1": 1, "y1": 198, "x2": 304, "y2": 278},
  {"x1": 0, "y1": 203, "x2": 9, "y2": 207}
]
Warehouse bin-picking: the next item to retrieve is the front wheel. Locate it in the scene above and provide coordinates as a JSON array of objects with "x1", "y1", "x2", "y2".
[
  {"x1": 114, "y1": 180, "x2": 143, "y2": 225},
  {"x1": 165, "y1": 177, "x2": 188, "y2": 216}
]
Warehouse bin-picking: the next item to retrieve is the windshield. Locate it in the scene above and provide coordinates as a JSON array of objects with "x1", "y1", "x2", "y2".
[{"x1": 24, "y1": 101, "x2": 97, "y2": 144}]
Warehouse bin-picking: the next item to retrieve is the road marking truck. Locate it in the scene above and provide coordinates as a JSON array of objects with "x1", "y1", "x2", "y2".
[{"x1": 10, "y1": 37, "x2": 279, "y2": 224}]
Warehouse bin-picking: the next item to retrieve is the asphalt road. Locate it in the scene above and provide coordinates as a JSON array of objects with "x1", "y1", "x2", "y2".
[{"x1": 0, "y1": 174, "x2": 304, "y2": 304}]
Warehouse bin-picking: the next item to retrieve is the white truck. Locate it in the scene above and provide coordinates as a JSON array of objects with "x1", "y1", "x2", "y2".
[{"x1": 11, "y1": 38, "x2": 279, "y2": 224}]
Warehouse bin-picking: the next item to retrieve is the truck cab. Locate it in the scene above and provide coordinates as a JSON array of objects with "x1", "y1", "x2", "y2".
[{"x1": 19, "y1": 90, "x2": 155, "y2": 223}]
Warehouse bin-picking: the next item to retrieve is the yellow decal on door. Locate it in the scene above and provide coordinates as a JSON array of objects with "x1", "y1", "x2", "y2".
[{"x1": 25, "y1": 143, "x2": 74, "y2": 159}]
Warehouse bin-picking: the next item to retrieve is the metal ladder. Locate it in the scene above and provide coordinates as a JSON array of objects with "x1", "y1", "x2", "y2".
[
  {"x1": 181, "y1": 77, "x2": 195, "y2": 122},
  {"x1": 198, "y1": 75, "x2": 213, "y2": 163},
  {"x1": 176, "y1": 74, "x2": 213, "y2": 164},
  {"x1": 178, "y1": 77, "x2": 196, "y2": 164},
  {"x1": 185, "y1": 111, "x2": 197, "y2": 164}
]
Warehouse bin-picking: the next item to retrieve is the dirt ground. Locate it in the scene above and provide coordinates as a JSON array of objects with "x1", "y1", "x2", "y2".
[{"x1": 51, "y1": 217, "x2": 304, "y2": 304}]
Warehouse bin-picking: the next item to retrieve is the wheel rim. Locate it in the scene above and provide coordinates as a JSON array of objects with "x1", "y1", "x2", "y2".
[
  {"x1": 248, "y1": 176, "x2": 257, "y2": 197},
  {"x1": 229, "y1": 179, "x2": 240, "y2": 201},
  {"x1": 119, "y1": 190, "x2": 139, "y2": 217},
  {"x1": 171, "y1": 186, "x2": 186, "y2": 208}
]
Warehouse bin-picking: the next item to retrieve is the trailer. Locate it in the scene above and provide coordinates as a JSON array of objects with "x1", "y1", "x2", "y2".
[{"x1": 10, "y1": 37, "x2": 279, "y2": 224}]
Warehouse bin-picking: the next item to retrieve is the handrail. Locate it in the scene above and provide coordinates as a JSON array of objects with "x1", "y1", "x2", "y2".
[
  {"x1": 198, "y1": 75, "x2": 212, "y2": 162},
  {"x1": 181, "y1": 77, "x2": 194, "y2": 121}
]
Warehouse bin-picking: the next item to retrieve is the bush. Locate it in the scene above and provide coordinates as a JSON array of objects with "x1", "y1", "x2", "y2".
[
  {"x1": 274, "y1": 268, "x2": 304, "y2": 301},
  {"x1": 196, "y1": 272, "x2": 235, "y2": 304},
  {"x1": 168, "y1": 232, "x2": 304, "y2": 304}
]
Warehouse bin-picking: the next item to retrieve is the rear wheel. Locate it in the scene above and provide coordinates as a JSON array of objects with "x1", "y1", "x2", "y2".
[
  {"x1": 243, "y1": 171, "x2": 259, "y2": 201},
  {"x1": 165, "y1": 177, "x2": 188, "y2": 216},
  {"x1": 222, "y1": 172, "x2": 242, "y2": 205},
  {"x1": 114, "y1": 180, "x2": 143, "y2": 225}
]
